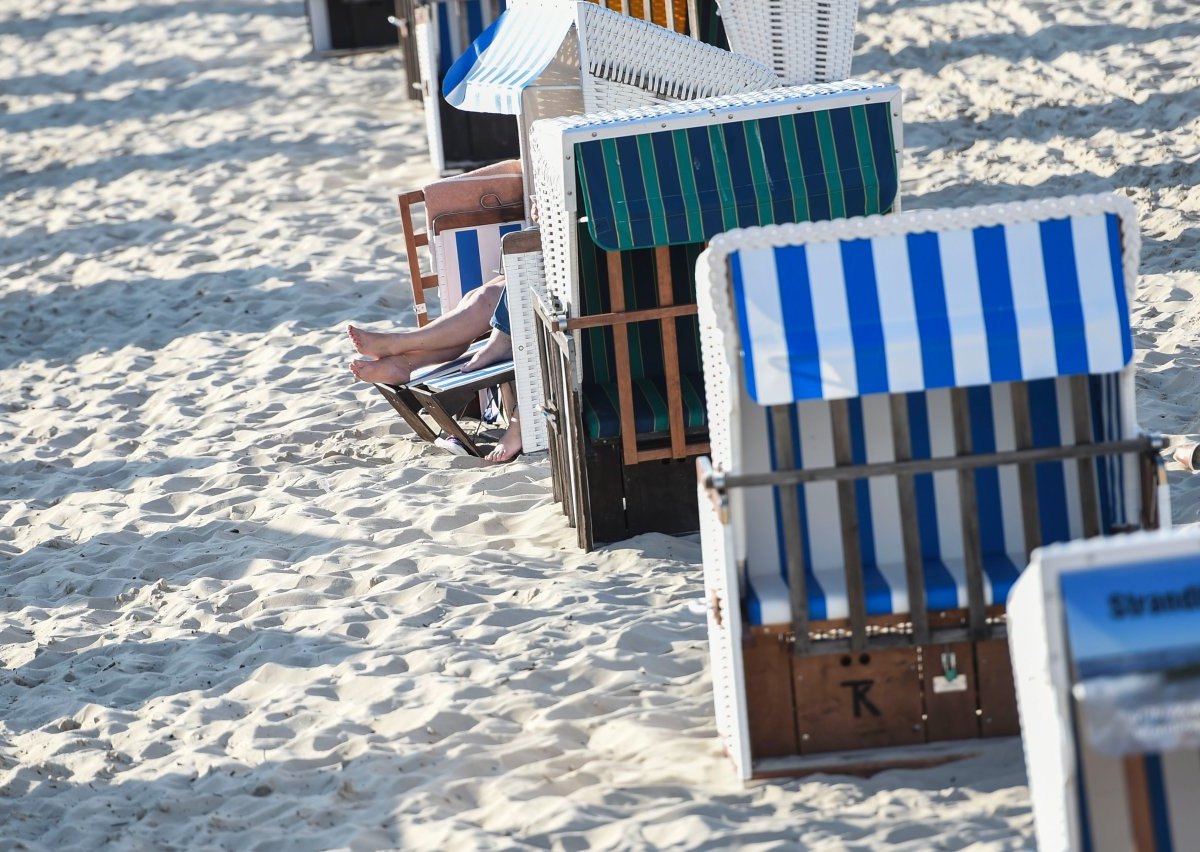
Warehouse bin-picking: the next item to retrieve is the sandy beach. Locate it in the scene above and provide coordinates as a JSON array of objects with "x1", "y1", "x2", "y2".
[{"x1": 1, "y1": 0, "x2": 1196, "y2": 847}]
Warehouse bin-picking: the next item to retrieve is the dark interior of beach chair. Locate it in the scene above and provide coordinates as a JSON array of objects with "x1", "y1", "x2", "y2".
[
  {"x1": 372, "y1": 189, "x2": 524, "y2": 456},
  {"x1": 732, "y1": 377, "x2": 1166, "y2": 765}
]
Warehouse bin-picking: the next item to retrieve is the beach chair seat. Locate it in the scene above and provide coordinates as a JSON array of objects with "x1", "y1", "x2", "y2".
[
  {"x1": 715, "y1": 0, "x2": 859, "y2": 85},
  {"x1": 529, "y1": 80, "x2": 902, "y2": 548},
  {"x1": 695, "y1": 193, "x2": 1168, "y2": 780}
]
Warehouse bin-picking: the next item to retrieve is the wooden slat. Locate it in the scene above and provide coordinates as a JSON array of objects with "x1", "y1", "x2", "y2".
[
  {"x1": 950, "y1": 388, "x2": 986, "y2": 640},
  {"x1": 654, "y1": 247, "x2": 687, "y2": 460},
  {"x1": 628, "y1": 442, "x2": 710, "y2": 463},
  {"x1": 1070, "y1": 374, "x2": 1101, "y2": 538},
  {"x1": 770, "y1": 405, "x2": 810, "y2": 655},
  {"x1": 1122, "y1": 756, "x2": 1159, "y2": 852},
  {"x1": 564, "y1": 303, "x2": 697, "y2": 331},
  {"x1": 396, "y1": 190, "x2": 431, "y2": 327},
  {"x1": 606, "y1": 252, "x2": 640, "y2": 467},
  {"x1": 829, "y1": 400, "x2": 867, "y2": 651},
  {"x1": 1010, "y1": 382, "x2": 1042, "y2": 558},
  {"x1": 888, "y1": 394, "x2": 928, "y2": 646}
]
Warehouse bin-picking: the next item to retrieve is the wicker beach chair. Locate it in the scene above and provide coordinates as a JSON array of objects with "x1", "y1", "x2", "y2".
[
  {"x1": 1011, "y1": 529, "x2": 1197, "y2": 852},
  {"x1": 715, "y1": 0, "x2": 859, "y2": 85},
  {"x1": 411, "y1": 0, "x2": 522, "y2": 174},
  {"x1": 530, "y1": 80, "x2": 902, "y2": 548},
  {"x1": 442, "y1": 0, "x2": 781, "y2": 459},
  {"x1": 694, "y1": 193, "x2": 1168, "y2": 779}
]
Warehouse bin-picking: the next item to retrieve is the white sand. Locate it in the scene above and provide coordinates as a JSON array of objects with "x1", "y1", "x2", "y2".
[{"x1": 0, "y1": 0, "x2": 1195, "y2": 847}]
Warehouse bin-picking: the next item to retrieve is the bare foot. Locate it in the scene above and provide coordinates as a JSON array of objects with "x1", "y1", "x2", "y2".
[
  {"x1": 462, "y1": 328, "x2": 512, "y2": 372},
  {"x1": 486, "y1": 420, "x2": 522, "y2": 464},
  {"x1": 347, "y1": 325, "x2": 414, "y2": 359},
  {"x1": 349, "y1": 355, "x2": 412, "y2": 385}
]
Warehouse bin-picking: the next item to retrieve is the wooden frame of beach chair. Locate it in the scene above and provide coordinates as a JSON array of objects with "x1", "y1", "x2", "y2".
[
  {"x1": 529, "y1": 81, "x2": 902, "y2": 548},
  {"x1": 714, "y1": 0, "x2": 859, "y2": 85},
  {"x1": 306, "y1": 0, "x2": 399, "y2": 54},
  {"x1": 693, "y1": 193, "x2": 1168, "y2": 780},
  {"x1": 1010, "y1": 529, "x2": 1197, "y2": 852}
]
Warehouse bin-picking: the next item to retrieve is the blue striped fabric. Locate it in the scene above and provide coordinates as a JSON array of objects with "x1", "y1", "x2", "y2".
[
  {"x1": 732, "y1": 212, "x2": 1133, "y2": 405},
  {"x1": 420, "y1": 356, "x2": 514, "y2": 392},
  {"x1": 744, "y1": 374, "x2": 1133, "y2": 625},
  {"x1": 442, "y1": 4, "x2": 575, "y2": 115}
]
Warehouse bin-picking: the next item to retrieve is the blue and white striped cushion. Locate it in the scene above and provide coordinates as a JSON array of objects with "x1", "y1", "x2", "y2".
[
  {"x1": 742, "y1": 374, "x2": 1135, "y2": 626},
  {"x1": 436, "y1": 221, "x2": 525, "y2": 312},
  {"x1": 731, "y1": 212, "x2": 1133, "y2": 404}
]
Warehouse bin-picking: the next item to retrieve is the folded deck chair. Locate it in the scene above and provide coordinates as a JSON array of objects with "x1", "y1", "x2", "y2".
[
  {"x1": 694, "y1": 193, "x2": 1168, "y2": 780},
  {"x1": 716, "y1": 0, "x2": 859, "y2": 85},
  {"x1": 529, "y1": 80, "x2": 902, "y2": 548}
]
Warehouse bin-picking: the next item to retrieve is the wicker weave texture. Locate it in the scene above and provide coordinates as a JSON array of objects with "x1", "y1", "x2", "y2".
[
  {"x1": 577, "y1": 1, "x2": 778, "y2": 108},
  {"x1": 718, "y1": 0, "x2": 859, "y2": 85},
  {"x1": 504, "y1": 243, "x2": 552, "y2": 453}
]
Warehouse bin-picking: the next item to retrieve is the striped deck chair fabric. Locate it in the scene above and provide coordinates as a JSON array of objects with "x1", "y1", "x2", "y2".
[
  {"x1": 435, "y1": 219, "x2": 526, "y2": 312},
  {"x1": 696, "y1": 193, "x2": 1147, "y2": 628}
]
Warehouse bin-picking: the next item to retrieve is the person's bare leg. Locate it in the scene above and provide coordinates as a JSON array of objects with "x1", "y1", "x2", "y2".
[
  {"x1": 462, "y1": 327, "x2": 512, "y2": 372},
  {"x1": 348, "y1": 279, "x2": 504, "y2": 357},
  {"x1": 348, "y1": 344, "x2": 467, "y2": 384},
  {"x1": 486, "y1": 382, "x2": 522, "y2": 463}
]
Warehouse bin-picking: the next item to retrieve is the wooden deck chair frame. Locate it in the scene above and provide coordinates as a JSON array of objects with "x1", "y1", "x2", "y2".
[
  {"x1": 528, "y1": 81, "x2": 903, "y2": 548},
  {"x1": 693, "y1": 193, "x2": 1169, "y2": 780}
]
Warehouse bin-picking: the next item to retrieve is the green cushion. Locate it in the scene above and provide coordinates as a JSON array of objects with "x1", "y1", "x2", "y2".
[{"x1": 582, "y1": 371, "x2": 708, "y2": 442}]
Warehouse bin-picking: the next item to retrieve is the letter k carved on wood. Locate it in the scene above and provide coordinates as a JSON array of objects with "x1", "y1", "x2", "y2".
[{"x1": 841, "y1": 679, "x2": 881, "y2": 718}]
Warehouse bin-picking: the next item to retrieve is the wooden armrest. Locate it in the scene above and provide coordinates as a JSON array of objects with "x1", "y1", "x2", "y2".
[{"x1": 501, "y1": 229, "x2": 543, "y2": 254}]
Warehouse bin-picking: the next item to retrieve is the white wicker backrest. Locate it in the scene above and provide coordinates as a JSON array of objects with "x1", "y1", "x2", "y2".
[
  {"x1": 717, "y1": 0, "x2": 859, "y2": 85},
  {"x1": 575, "y1": 1, "x2": 779, "y2": 109}
]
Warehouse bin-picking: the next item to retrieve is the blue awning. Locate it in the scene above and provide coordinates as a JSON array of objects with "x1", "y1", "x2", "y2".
[
  {"x1": 729, "y1": 208, "x2": 1134, "y2": 404},
  {"x1": 442, "y1": 4, "x2": 575, "y2": 115}
]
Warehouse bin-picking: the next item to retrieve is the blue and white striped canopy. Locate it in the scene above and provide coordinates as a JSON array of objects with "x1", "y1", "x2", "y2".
[
  {"x1": 442, "y1": 4, "x2": 575, "y2": 115},
  {"x1": 730, "y1": 211, "x2": 1133, "y2": 405}
]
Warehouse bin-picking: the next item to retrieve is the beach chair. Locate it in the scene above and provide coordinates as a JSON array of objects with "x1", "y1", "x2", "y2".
[
  {"x1": 372, "y1": 175, "x2": 527, "y2": 457},
  {"x1": 694, "y1": 193, "x2": 1168, "y2": 779},
  {"x1": 714, "y1": 0, "x2": 859, "y2": 85},
  {"x1": 530, "y1": 80, "x2": 902, "y2": 548},
  {"x1": 306, "y1": 0, "x2": 399, "y2": 53},
  {"x1": 412, "y1": 0, "x2": 522, "y2": 174},
  {"x1": 441, "y1": 0, "x2": 780, "y2": 457},
  {"x1": 1009, "y1": 529, "x2": 1200, "y2": 852}
]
